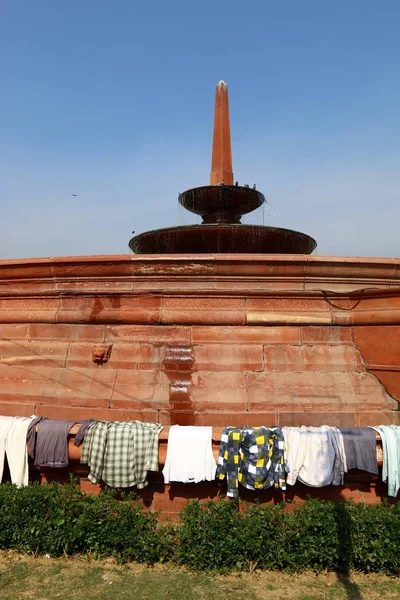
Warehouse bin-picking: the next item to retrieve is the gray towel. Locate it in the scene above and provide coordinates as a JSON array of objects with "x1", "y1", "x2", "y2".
[
  {"x1": 339, "y1": 427, "x2": 379, "y2": 475},
  {"x1": 33, "y1": 420, "x2": 78, "y2": 468}
]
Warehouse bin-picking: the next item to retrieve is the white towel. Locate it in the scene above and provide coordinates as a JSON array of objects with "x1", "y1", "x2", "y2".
[
  {"x1": 163, "y1": 425, "x2": 217, "y2": 484},
  {"x1": 0, "y1": 415, "x2": 36, "y2": 487}
]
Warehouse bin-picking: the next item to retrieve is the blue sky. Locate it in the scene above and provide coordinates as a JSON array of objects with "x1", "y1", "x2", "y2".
[{"x1": 1, "y1": 1, "x2": 399, "y2": 259}]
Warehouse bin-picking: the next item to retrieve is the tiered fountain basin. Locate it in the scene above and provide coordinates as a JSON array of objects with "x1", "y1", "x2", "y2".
[
  {"x1": 0, "y1": 253, "x2": 399, "y2": 515},
  {"x1": 129, "y1": 186, "x2": 317, "y2": 254}
]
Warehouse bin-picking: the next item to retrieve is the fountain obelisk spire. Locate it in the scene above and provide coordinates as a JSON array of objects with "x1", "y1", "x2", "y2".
[{"x1": 210, "y1": 80, "x2": 234, "y2": 186}]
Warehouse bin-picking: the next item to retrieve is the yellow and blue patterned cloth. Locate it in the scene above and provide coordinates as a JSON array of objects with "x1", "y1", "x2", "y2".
[{"x1": 216, "y1": 426, "x2": 288, "y2": 498}]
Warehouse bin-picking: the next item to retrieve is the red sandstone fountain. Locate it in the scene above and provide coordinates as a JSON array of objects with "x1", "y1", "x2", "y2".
[
  {"x1": 129, "y1": 81, "x2": 317, "y2": 255},
  {"x1": 0, "y1": 80, "x2": 399, "y2": 514}
]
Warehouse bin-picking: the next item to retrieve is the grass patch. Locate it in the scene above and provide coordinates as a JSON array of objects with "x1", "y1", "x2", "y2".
[{"x1": 1, "y1": 553, "x2": 400, "y2": 600}]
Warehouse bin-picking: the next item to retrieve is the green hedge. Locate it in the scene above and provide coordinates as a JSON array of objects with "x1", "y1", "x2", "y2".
[{"x1": 0, "y1": 481, "x2": 399, "y2": 574}]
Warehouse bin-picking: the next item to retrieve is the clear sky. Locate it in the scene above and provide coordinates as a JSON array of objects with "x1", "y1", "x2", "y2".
[{"x1": 1, "y1": 1, "x2": 399, "y2": 259}]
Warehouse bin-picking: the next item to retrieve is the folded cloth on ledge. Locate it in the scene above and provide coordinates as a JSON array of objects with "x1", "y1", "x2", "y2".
[
  {"x1": 81, "y1": 420, "x2": 163, "y2": 488},
  {"x1": 26, "y1": 418, "x2": 95, "y2": 468},
  {"x1": 28, "y1": 418, "x2": 78, "y2": 468},
  {"x1": 283, "y1": 425, "x2": 347, "y2": 487},
  {"x1": 163, "y1": 425, "x2": 217, "y2": 484},
  {"x1": 369, "y1": 425, "x2": 400, "y2": 497},
  {"x1": 339, "y1": 427, "x2": 379, "y2": 475},
  {"x1": 216, "y1": 426, "x2": 288, "y2": 498}
]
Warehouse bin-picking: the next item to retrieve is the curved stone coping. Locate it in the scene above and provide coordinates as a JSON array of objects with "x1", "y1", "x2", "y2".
[
  {"x1": 28, "y1": 423, "x2": 384, "y2": 468},
  {"x1": 0, "y1": 254, "x2": 398, "y2": 290}
]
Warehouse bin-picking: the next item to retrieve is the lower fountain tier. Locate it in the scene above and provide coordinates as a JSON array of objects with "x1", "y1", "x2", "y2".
[{"x1": 129, "y1": 224, "x2": 317, "y2": 254}]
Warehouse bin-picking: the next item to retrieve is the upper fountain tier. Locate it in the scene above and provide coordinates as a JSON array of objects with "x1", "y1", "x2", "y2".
[{"x1": 129, "y1": 81, "x2": 317, "y2": 254}]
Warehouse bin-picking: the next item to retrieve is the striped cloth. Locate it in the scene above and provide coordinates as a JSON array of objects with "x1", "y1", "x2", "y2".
[
  {"x1": 216, "y1": 426, "x2": 288, "y2": 498},
  {"x1": 81, "y1": 420, "x2": 163, "y2": 488}
]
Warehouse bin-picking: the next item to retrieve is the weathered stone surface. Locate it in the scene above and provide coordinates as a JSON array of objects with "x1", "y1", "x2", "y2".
[
  {"x1": 353, "y1": 325, "x2": 400, "y2": 401},
  {"x1": 263, "y1": 345, "x2": 363, "y2": 372},
  {"x1": 302, "y1": 326, "x2": 353, "y2": 344}
]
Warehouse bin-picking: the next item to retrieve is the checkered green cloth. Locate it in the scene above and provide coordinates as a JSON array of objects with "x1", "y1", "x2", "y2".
[{"x1": 81, "y1": 420, "x2": 163, "y2": 489}]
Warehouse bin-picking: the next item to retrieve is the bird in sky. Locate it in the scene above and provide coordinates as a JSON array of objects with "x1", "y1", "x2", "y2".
[{"x1": 71, "y1": 194, "x2": 78, "y2": 197}]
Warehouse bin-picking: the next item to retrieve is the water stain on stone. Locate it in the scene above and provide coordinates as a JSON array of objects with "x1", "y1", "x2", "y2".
[
  {"x1": 90, "y1": 297, "x2": 104, "y2": 322},
  {"x1": 162, "y1": 345, "x2": 195, "y2": 425}
]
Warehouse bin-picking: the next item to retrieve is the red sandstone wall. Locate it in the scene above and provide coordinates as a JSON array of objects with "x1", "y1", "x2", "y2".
[
  {"x1": 0, "y1": 254, "x2": 399, "y2": 427},
  {"x1": 0, "y1": 322, "x2": 397, "y2": 427},
  {"x1": 0, "y1": 254, "x2": 399, "y2": 515}
]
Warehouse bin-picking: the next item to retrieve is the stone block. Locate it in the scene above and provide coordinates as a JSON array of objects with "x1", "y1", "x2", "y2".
[
  {"x1": 29, "y1": 323, "x2": 105, "y2": 341},
  {"x1": 0, "y1": 340, "x2": 68, "y2": 367},
  {"x1": 51, "y1": 255, "x2": 136, "y2": 278},
  {"x1": 66, "y1": 342, "x2": 163, "y2": 370},
  {"x1": 193, "y1": 344, "x2": 263, "y2": 371},
  {"x1": 133, "y1": 257, "x2": 215, "y2": 277},
  {"x1": 35, "y1": 404, "x2": 160, "y2": 422},
  {"x1": 191, "y1": 411, "x2": 278, "y2": 427},
  {"x1": 161, "y1": 297, "x2": 246, "y2": 325},
  {"x1": 191, "y1": 371, "x2": 246, "y2": 387},
  {"x1": 27, "y1": 368, "x2": 116, "y2": 407},
  {"x1": 0, "y1": 297, "x2": 58, "y2": 323},
  {"x1": 214, "y1": 255, "x2": 306, "y2": 278},
  {"x1": 368, "y1": 370, "x2": 400, "y2": 402},
  {"x1": 264, "y1": 345, "x2": 361, "y2": 372},
  {"x1": 110, "y1": 370, "x2": 159, "y2": 406},
  {"x1": 152, "y1": 384, "x2": 171, "y2": 409},
  {"x1": 305, "y1": 256, "x2": 396, "y2": 284},
  {"x1": 302, "y1": 326, "x2": 353, "y2": 344},
  {"x1": 0, "y1": 401, "x2": 36, "y2": 416},
  {"x1": 246, "y1": 297, "x2": 330, "y2": 312},
  {"x1": 356, "y1": 411, "x2": 398, "y2": 426},
  {"x1": 56, "y1": 295, "x2": 161, "y2": 324},
  {"x1": 0, "y1": 258, "x2": 53, "y2": 280},
  {"x1": 191, "y1": 386, "x2": 246, "y2": 411},
  {"x1": 278, "y1": 412, "x2": 357, "y2": 427},
  {"x1": 105, "y1": 325, "x2": 191, "y2": 344},
  {"x1": 247, "y1": 371, "x2": 395, "y2": 410},
  {"x1": 0, "y1": 365, "x2": 60, "y2": 382},
  {"x1": 354, "y1": 326, "x2": 400, "y2": 367},
  {"x1": 192, "y1": 325, "x2": 301, "y2": 344},
  {"x1": 0, "y1": 324, "x2": 29, "y2": 340}
]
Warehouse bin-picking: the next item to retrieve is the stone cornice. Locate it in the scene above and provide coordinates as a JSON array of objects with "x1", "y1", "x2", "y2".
[
  {"x1": 0, "y1": 254, "x2": 398, "y2": 288},
  {"x1": 0, "y1": 254, "x2": 399, "y2": 326}
]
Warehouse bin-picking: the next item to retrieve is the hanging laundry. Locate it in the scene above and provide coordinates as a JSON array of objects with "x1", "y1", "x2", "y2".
[
  {"x1": 369, "y1": 425, "x2": 400, "y2": 497},
  {"x1": 81, "y1": 420, "x2": 163, "y2": 488},
  {"x1": 27, "y1": 418, "x2": 82, "y2": 468},
  {"x1": 0, "y1": 415, "x2": 35, "y2": 486},
  {"x1": 339, "y1": 427, "x2": 379, "y2": 475},
  {"x1": 74, "y1": 419, "x2": 96, "y2": 447},
  {"x1": 216, "y1": 426, "x2": 287, "y2": 498},
  {"x1": 163, "y1": 425, "x2": 216, "y2": 484},
  {"x1": 283, "y1": 425, "x2": 346, "y2": 487}
]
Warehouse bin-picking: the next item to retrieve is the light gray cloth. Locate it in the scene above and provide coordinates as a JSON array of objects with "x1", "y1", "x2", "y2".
[
  {"x1": 369, "y1": 425, "x2": 400, "y2": 497},
  {"x1": 339, "y1": 427, "x2": 379, "y2": 475}
]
